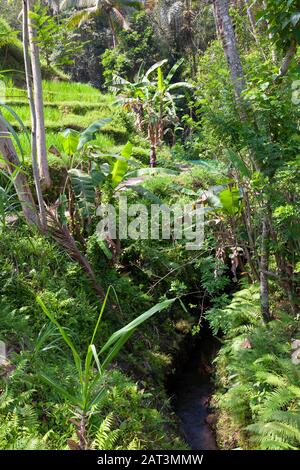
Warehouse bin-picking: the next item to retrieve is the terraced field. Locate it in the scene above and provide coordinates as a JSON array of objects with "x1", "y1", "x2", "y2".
[{"x1": 1, "y1": 79, "x2": 131, "y2": 161}]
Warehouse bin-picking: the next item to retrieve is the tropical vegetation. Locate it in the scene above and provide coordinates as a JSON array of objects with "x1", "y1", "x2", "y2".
[{"x1": 0, "y1": 0, "x2": 300, "y2": 453}]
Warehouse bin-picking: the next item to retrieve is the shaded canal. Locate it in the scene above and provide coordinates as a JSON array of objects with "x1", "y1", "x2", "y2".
[{"x1": 167, "y1": 329, "x2": 219, "y2": 450}]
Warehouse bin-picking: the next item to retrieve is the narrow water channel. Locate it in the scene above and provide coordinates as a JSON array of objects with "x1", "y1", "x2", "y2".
[{"x1": 168, "y1": 330, "x2": 218, "y2": 450}]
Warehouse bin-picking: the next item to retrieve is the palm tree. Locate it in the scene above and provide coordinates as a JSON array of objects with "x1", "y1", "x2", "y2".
[
  {"x1": 23, "y1": 0, "x2": 48, "y2": 229},
  {"x1": 18, "y1": 0, "x2": 51, "y2": 191},
  {"x1": 60, "y1": 0, "x2": 142, "y2": 47},
  {"x1": 145, "y1": 1, "x2": 215, "y2": 77},
  {"x1": 213, "y1": 0, "x2": 246, "y2": 115}
]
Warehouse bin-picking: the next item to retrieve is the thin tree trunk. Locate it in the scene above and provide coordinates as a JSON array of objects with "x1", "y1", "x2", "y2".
[
  {"x1": 212, "y1": 1, "x2": 222, "y2": 40},
  {"x1": 27, "y1": 0, "x2": 51, "y2": 188},
  {"x1": 108, "y1": 14, "x2": 117, "y2": 48},
  {"x1": 78, "y1": 413, "x2": 88, "y2": 450},
  {"x1": 260, "y1": 214, "x2": 270, "y2": 322},
  {"x1": 0, "y1": 120, "x2": 39, "y2": 226},
  {"x1": 267, "y1": 211, "x2": 299, "y2": 315},
  {"x1": 148, "y1": 120, "x2": 157, "y2": 168},
  {"x1": 244, "y1": 0, "x2": 257, "y2": 38},
  {"x1": 243, "y1": 0, "x2": 267, "y2": 60},
  {"x1": 262, "y1": 0, "x2": 277, "y2": 63},
  {"x1": 214, "y1": 0, "x2": 246, "y2": 116},
  {"x1": 133, "y1": 101, "x2": 143, "y2": 132},
  {"x1": 150, "y1": 145, "x2": 157, "y2": 168},
  {"x1": 23, "y1": 0, "x2": 47, "y2": 232},
  {"x1": 276, "y1": 39, "x2": 297, "y2": 80}
]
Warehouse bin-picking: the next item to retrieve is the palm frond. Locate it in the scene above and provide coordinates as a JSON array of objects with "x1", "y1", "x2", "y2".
[
  {"x1": 167, "y1": 1, "x2": 184, "y2": 25},
  {"x1": 110, "y1": 8, "x2": 130, "y2": 30},
  {"x1": 67, "y1": 7, "x2": 98, "y2": 28},
  {"x1": 46, "y1": 206, "x2": 105, "y2": 299},
  {"x1": 60, "y1": 0, "x2": 97, "y2": 9}
]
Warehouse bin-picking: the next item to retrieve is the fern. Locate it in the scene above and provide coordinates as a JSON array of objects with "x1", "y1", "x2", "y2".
[
  {"x1": 212, "y1": 285, "x2": 300, "y2": 450},
  {"x1": 126, "y1": 438, "x2": 142, "y2": 450},
  {"x1": 246, "y1": 363, "x2": 300, "y2": 449},
  {"x1": 205, "y1": 284, "x2": 260, "y2": 335},
  {"x1": 247, "y1": 420, "x2": 300, "y2": 450},
  {"x1": 0, "y1": 393, "x2": 47, "y2": 450},
  {"x1": 92, "y1": 413, "x2": 120, "y2": 450}
]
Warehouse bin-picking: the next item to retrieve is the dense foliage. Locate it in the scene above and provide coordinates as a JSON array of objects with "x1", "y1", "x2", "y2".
[{"x1": 0, "y1": 0, "x2": 300, "y2": 453}]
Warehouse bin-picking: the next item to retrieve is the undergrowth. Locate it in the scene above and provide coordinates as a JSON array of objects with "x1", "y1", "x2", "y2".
[{"x1": 206, "y1": 285, "x2": 300, "y2": 450}]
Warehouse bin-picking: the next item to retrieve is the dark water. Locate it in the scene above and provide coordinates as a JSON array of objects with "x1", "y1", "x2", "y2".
[{"x1": 168, "y1": 334, "x2": 218, "y2": 450}]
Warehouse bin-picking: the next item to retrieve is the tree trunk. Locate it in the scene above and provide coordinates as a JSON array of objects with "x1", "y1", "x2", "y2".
[
  {"x1": 260, "y1": 214, "x2": 270, "y2": 322},
  {"x1": 108, "y1": 14, "x2": 117, "y2": 48},
  {"x1": 214, "y1": 0, "x2": 246, "y2": 116},
  {"x1": 0, "y1": 120, "x2": 39, "y2": 226},
  {"x1": 243, "y1": 0, "x2": 268, "y2": 60},
  {"x1": 276, "y1": 39, "x2": 297, "y2": 80},
  {"x1": 133, "y1": 101, "x2": 143, "y2": 132},
  {"x1": 213, "y1": 1, "x2": 222, "y2": 41},
  {"x1": 23, "y1": 0, "x2": 47, "y2": 232},
  {"x1": 244, "y1": 0, "x2": 257, "y2": 38},
  {"x1": 148, "y1": 120, "x2": 158, "y2": 168},
  {"x1": 27, "y1": 0, "x2": 51, "y2": 188},
  {"x1": 150, "y1": 145, "x2": 157, "y2": 168}
]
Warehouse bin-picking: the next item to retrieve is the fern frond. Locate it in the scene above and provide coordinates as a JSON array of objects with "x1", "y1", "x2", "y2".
[
  {"x1": 92, "y1": 413, "x2": 120, "y2": 450},
  {"x1": 126, "y1": 438, "x2": 141, "y2": 450},
  {"x1": 0, "y1": 388, "x2": 14, "y2": 410},
  {"x1": 247, "y1": 421, "x2": 300, "y2": 448},
  {"x1": 255, "y1": 371, "x2": 288, "y2": 388},
  {"x1": 257, "y1": 436, "x2": 297, "y2": 450}
]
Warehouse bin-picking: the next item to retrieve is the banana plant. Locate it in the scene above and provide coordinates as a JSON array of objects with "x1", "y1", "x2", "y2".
[
  {"x1": 113, "y1": 59, "x2": 194, "y2": 167},
  {"x1": 61, "y1": 118, "x2": 112, "y2": 159},
  {"x1": 170, "y1": 180, "x2": 243, "y2": 217},
  {"x1": 58, "y1": 118, "x2": 112, "y2": 231},
  {"x1": 59, "y1": 121, "x2": 178, "y2": 261},
  {"x1": 67, "y1": 140, "x2": 178, "y2": 217},
  {"x1": 176, "y1": 148, "x2": 249, "y2": 217},
  {"x1": 36, "y1": 289, "x2": 175, "y2": 450},
  {"x1": 68, "y1": 140, "x2": 134, "y2": 219}
]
